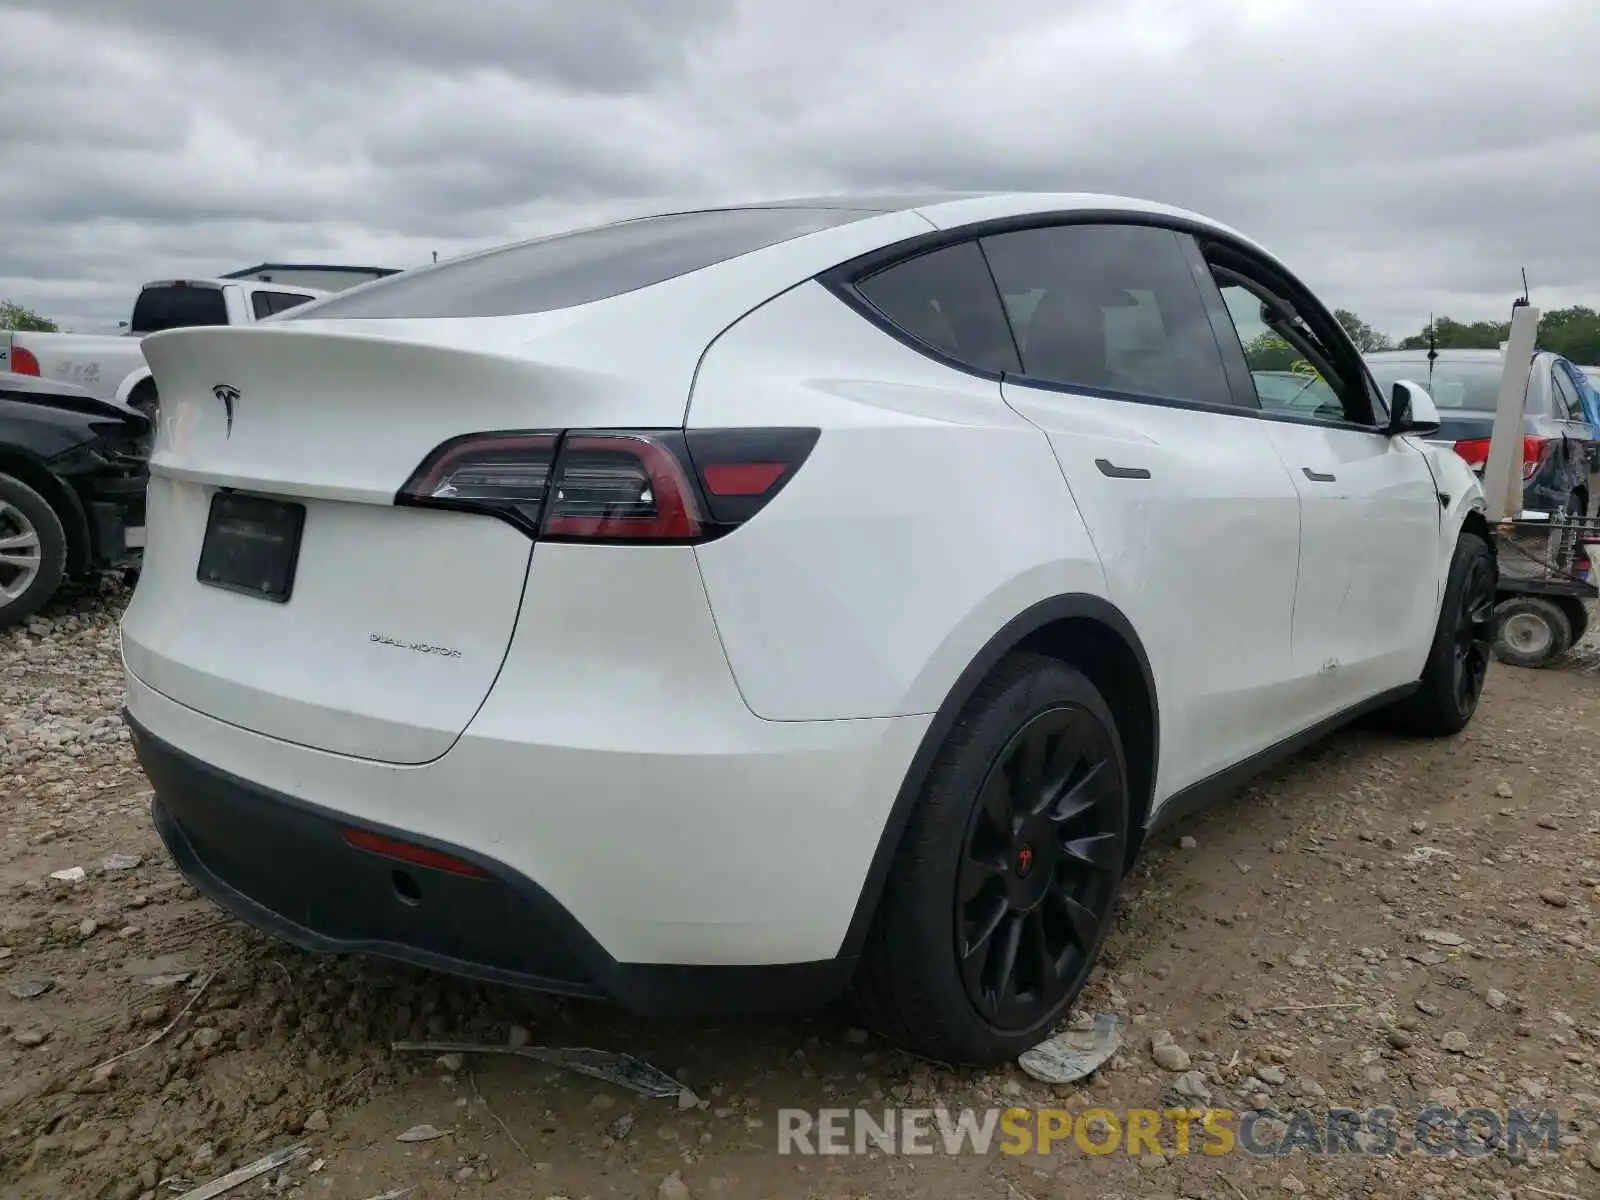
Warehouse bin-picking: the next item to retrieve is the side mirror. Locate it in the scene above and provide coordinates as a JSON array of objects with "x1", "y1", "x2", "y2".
[{"x1": 1387, "y1": 379, "x2": 1440, "y2": 437}]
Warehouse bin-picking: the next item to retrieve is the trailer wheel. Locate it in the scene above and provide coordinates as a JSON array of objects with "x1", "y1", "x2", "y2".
[{"x1": 1492, "y1": 597, "x2": 1572, "y2": 668}]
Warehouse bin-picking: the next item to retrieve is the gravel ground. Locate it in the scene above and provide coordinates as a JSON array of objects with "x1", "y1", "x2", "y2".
[{"x1": 3, "y1": 584, "x2": 1600, "y2": 1200}]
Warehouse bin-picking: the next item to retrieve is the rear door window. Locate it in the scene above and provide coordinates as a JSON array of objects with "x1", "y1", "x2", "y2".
[
  {"x1": 979, "y1": 223, "x2": 1237, "y2": 408},
  {"x1": 853, "y1": 241, "x2": 1020, "y2": 374},
  {"x1": 1552, "y1": 363, "x2": 1583, "y2": 420},
  {"x1": 286, "y1": 207, "x2": 874, "y2": 320}
]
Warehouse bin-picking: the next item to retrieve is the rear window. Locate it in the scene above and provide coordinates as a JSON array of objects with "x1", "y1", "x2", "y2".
[
  {"x1": 1364, "y1": 357, "x2": 1525, "y2": 412},
  {"x1": 287, "y1": 207, "x2": 874, "y2": 321},
  {"x1": 129, "y1": 285, "x2": 229, "y2": 335}
]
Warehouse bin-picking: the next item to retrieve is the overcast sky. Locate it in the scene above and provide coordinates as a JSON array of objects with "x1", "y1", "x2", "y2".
[{"x1": 2, "y1": 0, "x2": 1597, "y2": 337}]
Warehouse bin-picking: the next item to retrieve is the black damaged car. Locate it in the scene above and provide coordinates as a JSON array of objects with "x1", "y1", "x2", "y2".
[{"x1": 0, "y1": 372, "x2": 150, "y2": 628}]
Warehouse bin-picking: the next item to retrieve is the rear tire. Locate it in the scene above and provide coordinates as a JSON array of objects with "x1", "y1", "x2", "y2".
[
  {"x1": 0, "y1": 473, "x2": 67, "y2": 631},
  {"x1": 1378, "y1": 533, "x2": 1496, "y2": 735},
  {"x1": 852, "y1": 653, "x2": 1129, "y2": 1065},
  {"x1": 1492, "y1": 596, "x2": 1572, "y2": 668}
]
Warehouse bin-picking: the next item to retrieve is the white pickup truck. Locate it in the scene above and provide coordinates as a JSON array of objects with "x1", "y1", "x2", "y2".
[{"x1": 0, "y1": 269, "x2": 394, "y2": 415}]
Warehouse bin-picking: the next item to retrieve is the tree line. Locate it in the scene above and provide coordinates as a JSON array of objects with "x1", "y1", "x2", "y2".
[
  {"x1": 0, "y1": 300, "x2": 57, "y2": 332},
  {"x1": 1338, "y1": 306, "x2": 1600, "y2": 364}
]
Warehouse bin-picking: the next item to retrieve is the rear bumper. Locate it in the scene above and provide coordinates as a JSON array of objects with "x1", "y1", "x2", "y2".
[
  {"x1": 131, "y1": 711, "x2": 862, "y2": 1014},
  {"x1": 123, "y1": 640, "x2": 930, "y2": 1010}
]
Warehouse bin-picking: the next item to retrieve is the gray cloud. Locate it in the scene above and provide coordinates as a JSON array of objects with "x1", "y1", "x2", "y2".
[{"x1": 1, "y1": 0, "x2": 1596, "y2": 339}]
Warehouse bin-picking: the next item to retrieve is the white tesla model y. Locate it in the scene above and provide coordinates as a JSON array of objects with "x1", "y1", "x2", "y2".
[{"x1": 122, "y1": 193, "x2": 1494, "y2": 1064}]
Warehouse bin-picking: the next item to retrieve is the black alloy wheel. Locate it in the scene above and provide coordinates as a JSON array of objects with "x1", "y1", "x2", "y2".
[
  {"x1": 1451, "y1": 552, "x2": 1496, "y2": 713},
  {"x1": 954, "y1": 703, "x2": 1125, "y2": 1031}
]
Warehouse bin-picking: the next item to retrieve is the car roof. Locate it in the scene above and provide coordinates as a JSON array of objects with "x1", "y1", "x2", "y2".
[{"x1": 668, "y1": 191, "x2": 1256, "y2": 242}]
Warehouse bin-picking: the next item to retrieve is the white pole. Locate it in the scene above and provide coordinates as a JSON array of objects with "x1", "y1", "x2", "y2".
[{"x1": 1481, "y1": 304, "x2": 1541, "y2": 522}]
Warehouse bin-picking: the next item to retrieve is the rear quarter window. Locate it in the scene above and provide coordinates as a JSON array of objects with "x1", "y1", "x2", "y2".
[
  {"x1": 852, "y1": 241, "x2": 1020, "y2": 375},
  {"x1": 286, "y1": 207, "x2": 873, "y2": 320}
]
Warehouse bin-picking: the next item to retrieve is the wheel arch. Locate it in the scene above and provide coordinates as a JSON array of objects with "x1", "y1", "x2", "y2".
[
  {"x1": 124, "y1": 374, "x2": 158, "y2": 418},
  {"x1": 838, "y1": 594, "x2": 1159, "y2": 961},
  {"x1": 115, "y1": 366, "x2": 156, "y2": 413},
  {"x1": 0, "y1": 449, "x2": 91, "y2": 575}
]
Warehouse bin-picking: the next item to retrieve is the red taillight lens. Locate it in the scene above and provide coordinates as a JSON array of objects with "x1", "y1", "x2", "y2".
[
  {"x1": 542, "y1": 433, "x2": 703, "y2": 541},
  {"x1": 1452, "y1": 435, "x2": 1552, "y2": 480},
  {"x1": 10, "y1": 346, "x2": 40, "y2": 376},
  {"x1": 1521, "y1": 436, "x2": 1551, "y2": 480},
  {"x1": 701, "y1": 462, "x2": 786, "y2": 496},
  {"x1": 398, "y1": 432, "x2": 557, "y2": 535},
  {"x1": 684, "y1": 427, "x2": 820, "y2": 526},
  {"x1": 340, "y1": 828, "x2": 488, "y2": 878},
  {"x1": 398, "y1": 427, "x2": 818, "y2": 543}
]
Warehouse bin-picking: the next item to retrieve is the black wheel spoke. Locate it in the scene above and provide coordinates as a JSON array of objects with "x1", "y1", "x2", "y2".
[
  {"x1": 959, "y1": 850, "x2": 1007, "y2": 903},
  {"x1": 1010, "y1": 729, "x2": 1046, "y2": 809},
  {"x1": 1026, "y1": 909, "x2": 1057, "y2": 989},
  {"x1": 1046, "y1": 758, "x2": 1105, "y2": 825},
  {"x1": 976, "y1": 771, "x2": 1013, "y2": 838},
  {"x1": 962, "y1": 894, "x2": 1008, "y2": 961},
  {"x1": 990, "y1": 912, "x2": 1024, "y2": 1007},
  {"x1": 1048, "y1": 886, "x2": 1100, "y2": 950},
  {"x1": 1062, "y1": 832, "x2": 1121, "y2": 874},
  {"x1": 1030, "y1": 719, "x2": 1082, "y2": 816}
]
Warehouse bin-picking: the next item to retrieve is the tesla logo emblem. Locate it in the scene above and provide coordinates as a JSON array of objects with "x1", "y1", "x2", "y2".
[
  {"x1": 212, "y1": 384, "x2": 239, "y2": 437},
  {"x1": 1015, "y1": 845, "x2": 1035, "y2": 877}
]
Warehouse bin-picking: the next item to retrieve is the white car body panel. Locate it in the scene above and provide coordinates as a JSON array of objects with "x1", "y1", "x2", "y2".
[
  {"x1": 688, "y1": 280, "x2": 1107, "y2": 722},
  {"x1": 126, "y1": 542, "x2": 929, "y2": 964},
  {"x1": 118, "y1": 192, "x2": 1487, "y2": 988},
  {"x1": 1000, "y1": 378, "x2": 1303, "y2": 799},
  {"x1": 1259, "y1": 423, "x2": 1441, "y2": 712}
]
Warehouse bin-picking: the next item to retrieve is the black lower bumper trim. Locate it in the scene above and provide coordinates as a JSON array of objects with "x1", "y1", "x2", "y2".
[
  {"x1": 127, "y1": 711, "x2": 854, "y2": 1015},
  {"x1": 87, "y1": 496, "x2": 145, "y2": 571}
]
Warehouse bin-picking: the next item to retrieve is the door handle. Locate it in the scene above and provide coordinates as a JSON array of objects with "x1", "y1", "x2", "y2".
[
  {"x1": 1302, "y1": 468, "x2": 1337, "y2": 483},
  {"x1": 1095, "y1": 458, "x2": 1151, "y2": 480}
]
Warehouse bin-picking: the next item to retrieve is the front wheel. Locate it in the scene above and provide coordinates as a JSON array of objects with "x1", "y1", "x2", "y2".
[
  {"x1": 852, "y1": 653, "x2": 1129, "y2": 1065},
  {"x1": 1377, "y1": 533, "x2": 1496, "y2": 736}
]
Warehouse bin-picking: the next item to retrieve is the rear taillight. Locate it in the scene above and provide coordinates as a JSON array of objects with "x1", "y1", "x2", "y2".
[
  {"x1": 398, "y1": 432, "x2": 558, "y2": 536},
  {"x1": 398, "y1": 427, "x2": 818, "y2": 543},
  {"x1": 10, "y1": 346, "x2": 40, "y2": 376},
  {"x1": 1451, "y1": 435, "x2": 1551, "y2": 480},
  {"x1": 1520, "y1": 436, "x2": 1552, "y2": 480}
]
